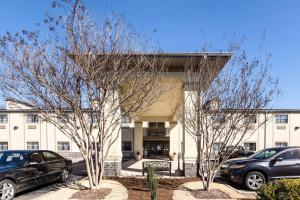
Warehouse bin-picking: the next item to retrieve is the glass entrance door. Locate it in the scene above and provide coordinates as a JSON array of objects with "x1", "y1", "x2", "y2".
[{"x1": 143, "y1": 141, "x2": 169, "y2": 158}]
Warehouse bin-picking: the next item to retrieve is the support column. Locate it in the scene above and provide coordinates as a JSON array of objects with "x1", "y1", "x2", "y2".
[
  {"x1": 183, "y1": 89, "x2": 198, "y2": 177},
  {"x1": 169, "y1": 122, "x2": 180, "y2": 160},
  {"x1": 134, "y1": 122, "x2": 143, "y2": 159}
]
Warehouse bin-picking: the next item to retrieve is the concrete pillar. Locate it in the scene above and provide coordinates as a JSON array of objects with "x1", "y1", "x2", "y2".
[
  {"x1": 183, "y1": 89, "x2": 199, "y2": 177},
  {"x1": 169, "y1": 122, "x2": 180, "y2": 160},
  {"x1": 134, "y1": 122, "x2": 143, "y2": 159}
]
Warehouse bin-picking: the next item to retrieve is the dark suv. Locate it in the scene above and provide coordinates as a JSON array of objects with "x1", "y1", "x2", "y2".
[{"x1": 220, "y1": 146, "x2": 300, "y2": 190}]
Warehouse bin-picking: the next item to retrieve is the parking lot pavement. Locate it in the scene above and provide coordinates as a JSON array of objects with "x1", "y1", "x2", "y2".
[
  {"x1": 15, "y1": 175, "x2": 84, "y2": 200},
  {"x1": 214, "y1": 176, "x2": 257, "y2": 197}
]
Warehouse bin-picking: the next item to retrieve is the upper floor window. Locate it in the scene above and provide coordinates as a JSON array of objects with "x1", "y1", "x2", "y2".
[
  {"x1": 147, "y1": 122, "x2": 165, "y2": 136},
  {"x1": 211, "y1": 114, "x2": 225, "y2": 124},
  {"x1": 121, "y1": 113, "x2": 132, "y2": 124},
  {"x1": 88, "y1": 113, "x2": 99, "y2": 124},
  {"x1": 275, "y1": 142, "x2": 288, "y2": 147},
  {"x1": 244, "y1": 115, "x2": 257, "y2": 124},
  {"x1": 275, "y1": 115, "x2": 288, "y2": 124},
  {"x1": 0, "y1": 114, "x2": 8, "y2": 124},
  {"x1": 26, "y1": 114, "x2": 39, "y2": 123}
]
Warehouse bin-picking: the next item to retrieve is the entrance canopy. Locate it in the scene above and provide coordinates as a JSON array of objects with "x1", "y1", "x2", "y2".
[{"x1": 126, "y1": 53, "x2": 232, "y2": 122}]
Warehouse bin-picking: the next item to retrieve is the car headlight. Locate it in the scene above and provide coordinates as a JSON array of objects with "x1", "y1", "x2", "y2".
[{"x1": 228, "y1": 164, "x2": 246, "y2": 169}]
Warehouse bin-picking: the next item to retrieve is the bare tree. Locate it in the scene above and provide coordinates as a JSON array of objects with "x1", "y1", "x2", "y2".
[
  {"x1": 180, "y1": 44, "x2": 279, "y2": 190},
  {"x1": 0, "y1": 0, "x2": 167, "y2": 189}
]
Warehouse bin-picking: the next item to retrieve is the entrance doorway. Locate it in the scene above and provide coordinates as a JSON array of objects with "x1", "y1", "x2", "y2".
[{"x1": 143, "y1": 141, "x2": 169, "y2": 159}]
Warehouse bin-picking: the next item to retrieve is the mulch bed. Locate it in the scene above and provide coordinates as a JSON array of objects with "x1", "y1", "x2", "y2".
[
  {"x1": 114, "y1": 177, "x2": 198, "y2": 200},
  {"x1": 71, "y1": 188, "x2": 112, "y2": 200},
  {"x1": 190, "y1": 189, "x2": 230, "y2": 199}
]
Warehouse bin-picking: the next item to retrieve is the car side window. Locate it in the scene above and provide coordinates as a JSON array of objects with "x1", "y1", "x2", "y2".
[
  {"x1": 30, "y1": 152, "x2": 44, "y2": 163},
  {"x1": 42, "y1": 152, "x2": 59, "y2": 162},
  {"x1": 279, "y1": 149, "x2": 300, "y2": 160}
]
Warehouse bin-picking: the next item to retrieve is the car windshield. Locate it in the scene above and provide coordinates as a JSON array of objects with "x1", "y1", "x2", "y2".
[
  {"x1": 0, "y1": 152, "x2": 26, "y2": 165},
  {"x1": 249, "y1": 148, "x2": 283, "y2": 160}
]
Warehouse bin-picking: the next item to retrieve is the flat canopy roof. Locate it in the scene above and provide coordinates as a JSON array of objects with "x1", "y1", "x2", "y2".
[{"x1": 69, "y1": 52, "x2": 233, "y2": 72}]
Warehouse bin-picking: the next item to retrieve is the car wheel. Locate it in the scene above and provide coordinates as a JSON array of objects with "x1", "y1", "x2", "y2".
[
  {"x1": 0, "y1": 179, "x2": 16, "y2": 200},
  {"x1": 245, "y1": 171, "x2": 266, "y2": 191},
  {"x1": 60, "y1": 168, "x2": 69, "y2": 183}
]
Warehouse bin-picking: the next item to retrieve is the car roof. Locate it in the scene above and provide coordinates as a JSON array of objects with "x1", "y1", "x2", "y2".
[
  {"x1": 0, "y1": 150, "x2": 52, "y2": 154},
  {"x1": 264, "y1": 146, "x2": 300, "y2": 151}
]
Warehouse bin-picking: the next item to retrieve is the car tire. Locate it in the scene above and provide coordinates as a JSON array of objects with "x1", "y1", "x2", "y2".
[
  {"x1": 245, "y1": 171, "x2": 266, "y2": 191},
  {"x1": 0, "y1": 179, "x2": 16, "y2": 200},
  {"x1": 60, "y1": 168, "x2": 70, "y2": 183}
]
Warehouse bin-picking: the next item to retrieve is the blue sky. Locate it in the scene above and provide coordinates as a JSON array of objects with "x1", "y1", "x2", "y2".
[{"x1": 0, "y1": 0, "x2": 300, "y2": 108}]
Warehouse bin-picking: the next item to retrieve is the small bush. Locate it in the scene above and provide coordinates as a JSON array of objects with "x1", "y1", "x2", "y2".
[
  {"x1": 258, "y1": 179, "x2": 300, "y2": 200},
  {"x1": 147, "y1": 167, "x2": 158, "y2": 200}
]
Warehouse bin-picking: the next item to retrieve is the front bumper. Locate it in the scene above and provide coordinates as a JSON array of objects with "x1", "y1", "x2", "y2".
[{"x1": 220, "y1": 167, "x2": 245, "y2": 185}]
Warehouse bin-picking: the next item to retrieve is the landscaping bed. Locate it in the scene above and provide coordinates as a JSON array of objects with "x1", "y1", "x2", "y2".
[
  {"x1": 190, "y1": 189, "x2": 230, "y2": 199},
  {"x1": 71, "y1": 188, "x2": 112, "y2": 200},
  {"x1": 114, "y1": 177, "x2": 198, "y2": 200}
]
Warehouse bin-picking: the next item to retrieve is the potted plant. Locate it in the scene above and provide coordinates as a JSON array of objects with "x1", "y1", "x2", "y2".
[
  {"x1": 135, "y1": 151, "x2": 143, "y2": 161},
  {"x1": 169, "y1": 151, "x2": 176, "y2": 161}
]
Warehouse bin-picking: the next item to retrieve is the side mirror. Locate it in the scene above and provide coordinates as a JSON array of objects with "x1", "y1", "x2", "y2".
[{"x1": 274, "y1": 157, "x2": 283, "y2": 162}]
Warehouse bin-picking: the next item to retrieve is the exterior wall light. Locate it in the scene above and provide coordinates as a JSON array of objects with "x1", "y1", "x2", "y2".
[{"x1": 13, "y1": 126, "x2": 18, "y2": 130}]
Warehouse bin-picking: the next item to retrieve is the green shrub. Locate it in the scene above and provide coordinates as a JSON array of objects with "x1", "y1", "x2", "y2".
[
  {"x1": 258, "y1": 179, "x2": 300, "y2": 200},
  {"x1": 147, "y1": 167, "x2": 158, "y2": 200}
]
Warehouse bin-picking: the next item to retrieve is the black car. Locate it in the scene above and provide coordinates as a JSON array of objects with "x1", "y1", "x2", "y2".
[
  {"x1": 0, "y1": 150, "x2": 72, "y2": 200},
  {"x1": 220, "y1": 146, "x2": 300, "y2": 191}
]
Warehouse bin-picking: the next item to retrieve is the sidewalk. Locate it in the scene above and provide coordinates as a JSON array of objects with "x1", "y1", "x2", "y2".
[{"x1": 16, "y1": 176, "x2": 128, "y2": 200}]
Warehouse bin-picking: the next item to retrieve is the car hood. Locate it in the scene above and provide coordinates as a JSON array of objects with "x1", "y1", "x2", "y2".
[
  {"x1": 224, "y1": 157, "x2": 261, "y2": 165},
  {"x1": 0, "y1": 163, "x2": 20, "y2": 173}
]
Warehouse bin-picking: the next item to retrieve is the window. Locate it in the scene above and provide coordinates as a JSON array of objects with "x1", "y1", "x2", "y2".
[
  {"x1": 121, "y1": 113, "x2": 132, "y2": 124},
  {"x1": 30, "y1": 152, "x2": 43, "y2": 163},
  {"x1": 0, "y1": 152, "x2": 24, "y2": 164},
  {"x1": 244, "y1": 142, "x2": 256, "y2": 151},
  {"x1": 0, "y1": 142, "x2": 8, "y2": 150},
  {"x1": 147, "y1": 122, "x2": 165, "y2": 136},
  {"x1": 122, "y1": 141, "x2": 132, "y2": 152},
  {"x1": 244, "y1": 115, "x2": 257, "y2": 124},
  {"x1": 26, "y1": 114, "x2": 39, "y2": 123},
  {"x1": 42, "y1": 151, "x2": 59, "y2": 161},
  {"x1": 88, "y1": 113, "x2": 99, "y2": 124},
  {"x1": 211, "y1": 114, "x2": 225, "y2": 123},
  {"x1": 0, "y1": 114, "x2": 8, "y2": 124},
  {"x1": 27, "y1": 142, "x2": 39, "y2": 150},
  {"x1": 58, "y1": 114, "x2": 70, "y2": 124},
  {"x1": 279, "y1": 149, "x2": 300, "y2": 160},
  {"x1": 275, "y1": 115, "x2": 288, "y2": 124},
  {"x1": 275, "y1": 142, "x2": 288, "y2": 147},
  {"x1": 212, "y1": 143, "x2": 223, "y2": 154},
  {"x1": 57, "y1": 142, "x2": 70, "y2": 151}
]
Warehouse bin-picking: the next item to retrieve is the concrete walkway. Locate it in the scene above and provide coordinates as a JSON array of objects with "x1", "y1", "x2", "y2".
[
  {"x1": 21, "y1": 178, "x2": 128, "y2": 200},
  {"x1": 173, "y1": 181, "x2": 256, "y2": 200}
]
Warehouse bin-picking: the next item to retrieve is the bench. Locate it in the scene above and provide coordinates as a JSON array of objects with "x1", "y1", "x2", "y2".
[{"x1": 142, "y1": 161, "x2": 172, "y2": 177}]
